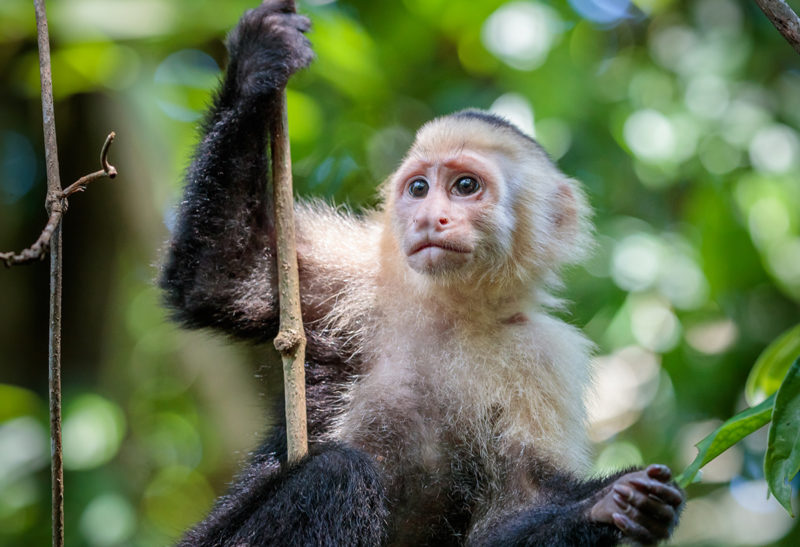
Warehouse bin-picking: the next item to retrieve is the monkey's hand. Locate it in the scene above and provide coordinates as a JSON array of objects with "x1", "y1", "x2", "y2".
[
  {"x1": 589, "y1": 464, "x2": 684, "y2": 545},
  {"x1": 226, "y1": 0, "x2": 314, "y2": 98}
]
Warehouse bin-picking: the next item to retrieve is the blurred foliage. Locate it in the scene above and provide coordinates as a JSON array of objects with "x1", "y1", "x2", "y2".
[
  {"x1": 1, "y1": 0, "x2": 800, "y2": 545},
  {"x1": 765, "y1": 358, "x2": 800, "y2": 517},
  {"x1": 747, "y1": 323, "x2": 800, "y2": 404}
]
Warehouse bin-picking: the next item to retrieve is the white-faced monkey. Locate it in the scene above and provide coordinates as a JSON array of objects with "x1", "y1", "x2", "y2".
[{"x1": 160, "y1": 1, "x2": 685, "y2": 545}]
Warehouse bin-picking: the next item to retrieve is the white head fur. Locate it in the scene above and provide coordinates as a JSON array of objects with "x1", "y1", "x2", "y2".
[{"x1": 380, "y1": 110, "x2": 592, "y2": 302}]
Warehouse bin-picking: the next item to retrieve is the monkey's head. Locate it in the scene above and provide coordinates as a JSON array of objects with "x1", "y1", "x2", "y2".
[{"x1": 383, "y1": 110, "x2": 591, "y2": 288}]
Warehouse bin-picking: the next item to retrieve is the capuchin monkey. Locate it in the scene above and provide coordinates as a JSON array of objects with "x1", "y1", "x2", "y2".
[{"x1": 160, "y1": 1, "x2": 684, "y2": 545}]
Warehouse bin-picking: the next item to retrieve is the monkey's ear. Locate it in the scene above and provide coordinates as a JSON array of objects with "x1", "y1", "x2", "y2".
[
  {"x1": 549, "y1": 180, "x2": 591, "y2": 264},
  {"x1": 552, "y1": 183, "x2": 577, "y2": 231}
]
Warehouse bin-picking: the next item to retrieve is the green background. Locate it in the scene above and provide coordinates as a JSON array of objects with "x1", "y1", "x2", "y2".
[{"x1": 1, "y1": 0, "x2": 799, "y2": 545}]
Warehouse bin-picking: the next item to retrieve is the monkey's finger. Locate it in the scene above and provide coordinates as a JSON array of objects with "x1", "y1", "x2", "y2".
[
  {"x1": 261, "y1": 13, "x2": 314, "y2": 59},
  {"x1": 266, "y1": 13, "x2": 311, "y2": 32},
  {"x1": 612, "y1": 513, "x2": 658, "y2": 545},
  {"x1": 646, "y1": 464, "x2": 672, "y2": 482},
  {"x1": 260, "y1": 0, "x2": 297, "y2": 15},
  {"x1": 614, "y1": 486, "x2": 676, "y2": 523},
  {"x1": 631, "y1": 509, "x2": 673, "y2": 541},
  {"x1": 292, "y1": 14, "x2": 312, "y2": 33},
  {"x1": 629, "y1": 477, "x2": 684, "y2": 507}
]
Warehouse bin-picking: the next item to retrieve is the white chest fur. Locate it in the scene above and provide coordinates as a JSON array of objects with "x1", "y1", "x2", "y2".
[{"x1": 333, "y1": 310, "x2": 594, "y2": 475}]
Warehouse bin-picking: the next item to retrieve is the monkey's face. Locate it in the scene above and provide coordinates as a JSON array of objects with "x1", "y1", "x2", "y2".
[
  {"x1": 385, "y1": 112, "x2": 591, "y2": 286},
  {"x1": 391, "y1": 150, "x2": 505, "y2": 277}
]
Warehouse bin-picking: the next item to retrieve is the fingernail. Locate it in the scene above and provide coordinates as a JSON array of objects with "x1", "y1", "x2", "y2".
[
  {"x1": 613, "y1": 484, "x2": 633, "y2": 500},
  {"x1": 613, "y1": 493, "x2": 628, "y2": 508},
  {"x1": 648, "y1": 464, "x2": 671, "y2": 479},
  {"x1": 612, "y1": 513, "x2": 628, "y2": 531},
  {"x1": 648, "y1": 493, "x2": 665, "y2": 503}
]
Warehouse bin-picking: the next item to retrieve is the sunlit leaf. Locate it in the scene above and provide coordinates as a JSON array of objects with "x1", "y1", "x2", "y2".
[
  {"x1": 676, "y1": 393, "x2": 775, "y2": 488},
  {"x1": 765, "y1": 358, "x2": 800, "y2": 516},
  {"x1": 746, "y1": 324, "x2": 800, "y2": 406}
]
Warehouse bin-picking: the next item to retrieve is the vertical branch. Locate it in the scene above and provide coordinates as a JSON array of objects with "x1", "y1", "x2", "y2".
[
  {"x1": 270, "y1": 75, "x2": 308, "y2": 461},
  {"x1": 48, "y1": 225, "x2": 63, "y2": 547},
  {"x1": 33, "y1": 1, "x2": 64, "y2": 546}
]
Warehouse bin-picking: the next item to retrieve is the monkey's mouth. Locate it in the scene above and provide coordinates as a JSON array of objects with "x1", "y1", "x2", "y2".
[{"x1": 409, "y1": 241, "x2": 471, "y2": 256}]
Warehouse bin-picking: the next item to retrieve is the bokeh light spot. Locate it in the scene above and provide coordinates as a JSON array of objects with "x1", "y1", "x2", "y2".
[
  {"x1": 649, "y1": 25, "x2": 698, "y2": 73},
  {"x1": 630, "y1": 295, "x2": 681, "y2": 352},
  {"x1": 749, "y1": 124, "x2": 800, "y2": 174},
  {"x1": 63, "y1": 394, "x2": 126, "y2": 471},
  {"x1": 768, "y1": 238, "x2": 800, "y2": 294},
  {"x1": 80, "y1": 493, "x2": 136, "y2": 546},
  {"x1": 657, "y1": 251, "x2": 709, "y2": 309},
  {"x1": 534, "y1": 118, "x2": 573, "y2": 159},
  {"x1": 685, "y1": 319, "x2": 739, "y2": 355},
  {"x1": 490, "y1": 93, "x2": 535, "y2": 137},
  {"x1": 623, "y1": 109, "x2": 675, "y2": 162},
  {"x1": 611, "y1": 233, "x2": 662, "y2": 291},
  {"x1": 588, "y1": 346, "x2": 661, "y2": 441},
  {"x1": 685, "y1": 74, "x2": 729, "y2": 118},
  {"x1": 0, "y1": 417, "x2": 48, "y2": 483},
  {"x1": 748, "y1": 196, "x2": 791, "y2": 244},
  {"x1": 482, "y1": 2, "x2": 562, "y2": 70},
  {"x1": 721, "y1": 98, "x2": 771, "y2": 149}
]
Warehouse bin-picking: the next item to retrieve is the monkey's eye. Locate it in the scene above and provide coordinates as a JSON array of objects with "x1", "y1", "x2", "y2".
[
  {"x1": 408, "y1": 179, "x2": 429, "y2": 198},
  {"x1": 452, "y1": 176, "x2": 480, "y2": 196}
]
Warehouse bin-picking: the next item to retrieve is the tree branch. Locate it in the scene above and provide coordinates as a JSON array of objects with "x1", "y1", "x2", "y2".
[
  {"x1": 754, "y1": 0, "x2": 800, "y2": 55},
  {"x1": 0, "y1": 132, "x2": 117, "y2": 268},
  {"x1": 5, "y1": 8, "x2": 120, "y2": 547},
  {"x1": 29, "y1": 2, "x2": 66, "y2": 547},
  {"x1": 269, "y1": 0, "x2": 308, "y2": 465}
]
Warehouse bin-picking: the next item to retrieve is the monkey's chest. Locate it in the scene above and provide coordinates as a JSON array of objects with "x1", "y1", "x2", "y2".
[
  {"x1": 357, "y1": 408, "x2": 488, "y2": 545},
  {"x1": 333, "y1": 324, "x2": 590, "y2": 487}
]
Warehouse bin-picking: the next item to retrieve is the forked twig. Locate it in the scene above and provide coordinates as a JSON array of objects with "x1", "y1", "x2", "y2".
[{"x1": 0, "y1": 132, "x2": 117, "y2": 268}]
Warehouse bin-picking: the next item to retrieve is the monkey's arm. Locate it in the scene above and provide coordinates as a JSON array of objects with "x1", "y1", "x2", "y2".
[
  {"x1": 471, "y1": 465, "x2": 684, "y2": 546},
  {"x1": 160, "y1": 1, "x2": 315, "y2": 340}
]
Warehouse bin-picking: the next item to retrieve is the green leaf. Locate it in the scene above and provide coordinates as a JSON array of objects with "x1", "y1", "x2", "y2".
[
  {"x1": 765, "y1": 358, "x2": 800, "y2": 516},
  {"x1": 746, "y1": 324, "x2": 800, "y2": 406},
  {"x1": 676, "y1": 393, "x2": 775, "y2": 488}
]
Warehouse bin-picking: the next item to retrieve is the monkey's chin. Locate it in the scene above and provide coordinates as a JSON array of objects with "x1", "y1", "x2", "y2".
[{"x1": 407, "y1": 246, "x2": 471, "y2": 276}]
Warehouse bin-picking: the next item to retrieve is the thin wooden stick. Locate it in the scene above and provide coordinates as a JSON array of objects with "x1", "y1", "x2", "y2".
[
  {"x1": 271, "y1": 90, "x2": 308, "y2": 464},
  {"x1": 33, "y1": 1, "x2": 64, "y2": 545},
  {"x1": 269, "y1": 0, "x2": 308, "y2": 464}
]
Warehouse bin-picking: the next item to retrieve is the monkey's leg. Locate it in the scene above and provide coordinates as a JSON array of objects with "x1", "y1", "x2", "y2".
[{"x1": 177, "y1": 443, "x2": 388, "y2": 547}]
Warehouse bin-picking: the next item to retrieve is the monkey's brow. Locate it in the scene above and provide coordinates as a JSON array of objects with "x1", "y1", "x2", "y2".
[
  {"x1": 414, "y1": 149, "x2": 490, "y2": 168},
  {"x1": 440, "y1": 157, "x2": 479, "y2": 171},
  {"x1": 396, "y1": 159, "x2": 481, "y2": 184}
]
